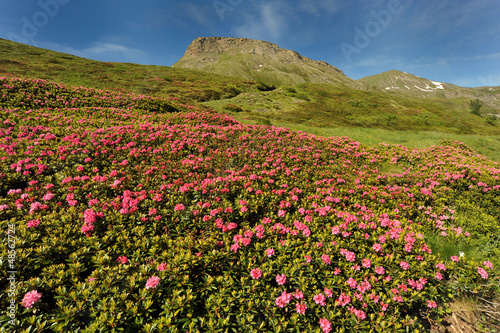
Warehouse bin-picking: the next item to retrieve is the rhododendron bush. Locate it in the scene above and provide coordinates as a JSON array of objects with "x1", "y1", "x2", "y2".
[{"x1": 0, "y1": 77, "x2": 499, "y2": 332}]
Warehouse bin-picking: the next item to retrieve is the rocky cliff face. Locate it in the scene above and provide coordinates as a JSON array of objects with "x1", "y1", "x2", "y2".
[{"x1": 174, "y1": 37, "x2": 361, "y2": 87}]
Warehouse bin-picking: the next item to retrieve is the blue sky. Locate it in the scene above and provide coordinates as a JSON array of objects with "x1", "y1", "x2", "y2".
[{"x1": 1, "y1": 0, "x2": 499, "y2": 87}]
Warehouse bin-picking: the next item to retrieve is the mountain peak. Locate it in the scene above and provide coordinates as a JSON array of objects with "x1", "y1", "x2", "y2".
[{"x1": 174, "y1": 37, "x2": 359, "y2": 87}]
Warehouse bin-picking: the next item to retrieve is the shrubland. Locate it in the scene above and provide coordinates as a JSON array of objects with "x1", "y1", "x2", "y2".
[{"x1": 0, "y1": 77, "x2": 499, "y2": 332}]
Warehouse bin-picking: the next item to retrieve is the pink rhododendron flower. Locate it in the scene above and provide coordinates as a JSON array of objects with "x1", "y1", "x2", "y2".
[
  {"x1": 21, "y1": 290, "x2": 42, "y2": 309},
  {"x1": 375, "y1": 266, "x2": 385, "y2": 275},
  {"x1": 250, "y1": 268, "x2": 262, "y2": 279},
  {"x1": 276, "y1": 273, "x2": 286, "y2": 285},
  {"x1": 427, "y1": 300, "x2": 437, "y2": 308},
  {"x1": 450, "y1": 256, "x2": 459, "y2": 262},
  {"x1": 314, "y1": 293, "x2": 326, "y2": 306},
  {"x1": 483, "y1": 261, "x2": 493, "y2": 269},
  {"x1": 294, "y1": 289, "x2": 304, "y2": 299},
  {"x1": 174, "y1": 203, "x2": 185, "y2": 211},
  {"x1": 362, "y1": 258, "x2": 371, "y2": 268},
  {"x1": 275, "y1": 291, "x2": 292, "y2": 308},
  {"x1": 477, "y1": 267, "x2": 489, "y2": 279},
  {"x1": 321, "y1": 255, "x2": 331, "y2": 265},
  {"x1": 145, "y1": 276, "x2": 160, "y2": 289},
  {"x1": 400, "y1": 261, "x2": 410, "y2": 270},
  {"x1": 319, "y1": 318, "x2": 332, "y2": 333},
  {"x1": 27, "y1": 219, "x2": 40, "y2": 228},
  {"x1": 435, "y1": 263, "x2": 446, "y2": 271},
  {"x1": 157, "y1": 263, "x2": 167, "y2": 271},
  {"x1": 42, "y1": 192, "x2": 54, "y2": 201},
  {"x1": 266, "y1": 248, "x2": 275, "y2": 257},
  {"x1": 296, "y1": 302, "x2": 307, "y2": 314},
  {"x1": 116, "y1": 256, "x2": 128, "y2": 264}
]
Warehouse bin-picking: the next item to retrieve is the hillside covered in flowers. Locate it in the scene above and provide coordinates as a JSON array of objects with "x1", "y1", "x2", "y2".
[{"x1": 0, "y1": 77, "x2": 499, "y2": 332}]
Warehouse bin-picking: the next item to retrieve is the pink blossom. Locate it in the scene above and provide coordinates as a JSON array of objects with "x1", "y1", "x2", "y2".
[
  {"x1": 373, "y1": 243, "x2": 382, "y2": 252},
  {"x1": 435, "y1": 263, "x2": 446, "y2": 271},
  {"x1": 400, "y1": 261, "x2": 410, "y2": 270},
  {"x1": 275, "y1": 291, "x2": 292, "y2": 308},
  {"x1": 321, "y1": 255, "x2": 331, "y2": 265},
  {"x1": 375, "y1": 266, "x2": 385, "y2": 275},
  {"x1": 42, "y1": 192, "x2": 54, "y2": 201},
  {"x1": 362, "y1": 258, "x2": 371, "y2": 268},
  {"x1": 296, "y1": 302, "x2": 307, "y2": 314},
  {"x1": 145, "y1": 276, "x2": 160, "y2": 289},
  {"x1": 21, "y1": 290, "x2": 42, "y2": 309},
  {"x1": 324, "y1": 287, "x2": 333, "y2": 298},
  {"x1": 116, "y1": 256, "x2": 129, "y2": 264},
  {"x1": 157, "y1": 263, "x2": 167, "y2": 271},
  {"x1": 477, "y1": 267, "x2": 489, "y2": 279},
  {"x1": 483, "y1": 261, "x2": 493, "y2": 269},
  {"x1": 276, "y1": 273, "x2": 286, "y2": 285},
  {"x1": 304, "y1": 255, "x2": 312, "y2": 263},
  {"x1": 250, "y1": 268, "x2": 262, "y2": 279},
  {"x1": 294, "y1": 289, "x2": 304, "y2": 299},
  {"x1": 435, "y1": 272, "x2": 443, "y2": 280},
  {"x1": 427, "y1": 300, "x2": 437, "y2": 308},
  {"x1": 345, "y1": 251, "x2": 356, "y2": 262},
  {"x1": 347, "y1": 277, "x2": 358, "y2": 289},
  {"x1": 450, "y1": 256, "x2": 459, "y2": 262},
  {"x1": 266, "y1": 248, "x2": 275, "y2": 257},
  {"x1": 27, "y1": 219, "x2": 40, "y2": 228},
  {"x1": 314, "y1": 293, "x2": 326, "y2": 306},
  {"x1": 319, "y1": 318, "x2": 332, "y2": 333}
]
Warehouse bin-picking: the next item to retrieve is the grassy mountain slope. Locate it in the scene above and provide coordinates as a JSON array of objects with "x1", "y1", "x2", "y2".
[
  {"x1": 0, "y1": 38, "x2": 275, "y2": 103},
  {"x1": 1, "y1": 38, "x2": 500, "y2": 160},
  {"x1": 358, "y1": 70, "x2": 500, "y2": 110}
]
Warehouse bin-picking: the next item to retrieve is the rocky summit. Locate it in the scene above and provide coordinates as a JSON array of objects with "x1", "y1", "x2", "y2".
[{"x1": 174, "y1": 37, "x2": 362, "y2": 87}]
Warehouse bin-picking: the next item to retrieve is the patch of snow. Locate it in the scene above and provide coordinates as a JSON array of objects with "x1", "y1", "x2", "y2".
[
  {"x1": 431, "y1": 81, "x2": 444, "y2": 89},
  {"x1": 386, "y1": 87, "x2": 391, "y2": 90},
  {"x1": 489, "y1": 88, "x2": 493, "y2": 91},
  {"x1": 414, "y1": 85, "x2": 434, "y2": 92},
  {"x1": 405, "y1": 85, "x2": 410, "y2": 90},
  {"x1": 259, "y1": 64, "x2": 263, "y2": 67}
]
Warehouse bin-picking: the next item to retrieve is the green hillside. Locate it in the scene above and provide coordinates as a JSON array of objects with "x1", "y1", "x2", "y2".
[{"x1": 1, "y1": 38, "x2": 500, "y2": 162}]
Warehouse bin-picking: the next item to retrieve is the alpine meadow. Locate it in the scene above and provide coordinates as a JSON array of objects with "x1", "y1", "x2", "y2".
[{"x1": 0, "y1": 35, "x2": 499, "y2": 333}]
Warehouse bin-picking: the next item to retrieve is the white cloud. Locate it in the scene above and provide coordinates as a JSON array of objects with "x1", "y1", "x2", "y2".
[
  {"x1": 39, "y1": 40, "x2": 147, "y2": 63},
  {"x1": 232, "y1": 2, "x2": 287, "y2": 41}
]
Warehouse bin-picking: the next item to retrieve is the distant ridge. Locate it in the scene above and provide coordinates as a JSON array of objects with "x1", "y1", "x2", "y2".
[
  {"x1": 174, "y1": 37, "x2": 363, "y2": 87},
  {"x1": 358, "y1": 70, "x2": 500, "y2": 108}
]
